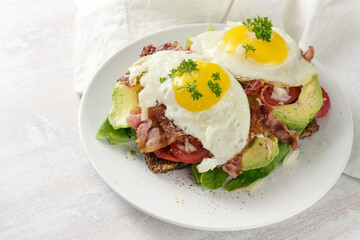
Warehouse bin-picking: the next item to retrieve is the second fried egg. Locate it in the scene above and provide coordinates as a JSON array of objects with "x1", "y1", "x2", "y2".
[{"x1": 190, "y1": 22, "x2": 318, "y2": 86}]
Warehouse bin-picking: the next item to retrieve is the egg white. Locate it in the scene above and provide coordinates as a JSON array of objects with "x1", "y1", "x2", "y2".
[
  {"x1": 126, "y1": 51, "x2": 250, "y2": 172},
  {"x1": 190, "y1": 22, "x2": 319, "y2": 87}
]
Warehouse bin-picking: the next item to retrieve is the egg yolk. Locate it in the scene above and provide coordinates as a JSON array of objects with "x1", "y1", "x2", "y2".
[
  {"x1": 172, "y1": 60, "x2": 230, "y2": 112},
  {"x1": 219, "y1": 25, "x2": 288, "y2": 64}
]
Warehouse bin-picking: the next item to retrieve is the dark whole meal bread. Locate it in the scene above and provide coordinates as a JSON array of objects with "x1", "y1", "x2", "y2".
[
  {"x1": 299, "y1": 119, "x2": 319, "y2": 139},
  {"x1": 144, "y1": 152, "x2": 188, "y2": 173}
]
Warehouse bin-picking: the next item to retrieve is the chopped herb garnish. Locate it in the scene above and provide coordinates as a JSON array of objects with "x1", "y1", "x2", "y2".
[
  {"x1": 168, "y1": 59, "x2": 199, "y2": 79},
  {"x1": 242, "y1": 44, "x2": 256, "y2": 58},
  {"x1": 159, "y1": 77, "x2": 166, "y2": 83},
  {"x1": 208, "y1": 72, "x2": 222, "y2": 98},
  {"x1": 168, "y1": 68, "x2": 177, "y2": 79},
  {"x1": 130, "y1": 150, "x2": 137, "y2": 155},
  {"x1": 211, "y1": 72, "x2": 220, "y2": 81},
  {"x1": 242, "y1": 16, "x2": 273, "y2": 42},
  {"x1": 208, "y1": 80, "x2": 222, "y2": 98},
  {"x1": 177, "y1": 59, "x2": 199, "y2": 76},
  {"x1": 176, "y1": 80, "x2": 203, "y2": 101}
]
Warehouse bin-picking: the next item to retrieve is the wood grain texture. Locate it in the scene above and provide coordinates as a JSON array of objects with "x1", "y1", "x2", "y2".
[{"x1": 0, "y1": 1, "x2": 359, "y2": 239}]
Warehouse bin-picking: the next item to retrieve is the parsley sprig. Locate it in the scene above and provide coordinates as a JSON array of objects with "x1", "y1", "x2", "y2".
[
  {"x1": 168, "y1": 69, "x2": 177, "y2": 79},
  {"x1": 165, "y1": 58, "x2": 199, "y2": 84},
  {"x1": 211, "y1": 72, "x2": 220, "y2": 81},
  {"x1": 242, "y1": 16, "x2": 273, "y2": 42},
  {"x1": 177, "y1": 59, "x2": 199, "y2": 76},
  {"x1": 242, "y1": 44, "x2": 256, "y2": 58},
  {"x1": 169, "y1": 59, "x2": 199, "y2": 78},
  {"x1": 208, "y1": 72, "x2": 222, "y2": 98},
  {"x1": 161, "y1": 59, "x2": 200, "y2": 84},
  {"x1": 176, "y1": 80, "x2": 203, "y2": 101}
]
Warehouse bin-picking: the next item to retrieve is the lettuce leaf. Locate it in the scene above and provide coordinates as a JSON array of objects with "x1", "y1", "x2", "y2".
[
  {"x1": 96, "y1": 117, "x2": 137, "y2": 145},
  {"x1": 192, "y1": 163, "x2": 201, "y2": 184},
  {"x1": 200, "y1": 167, "x2": 228, "y2": 190}
]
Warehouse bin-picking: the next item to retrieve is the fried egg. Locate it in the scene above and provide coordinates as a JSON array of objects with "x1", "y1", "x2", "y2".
[
  {"x1": 190, "y1": 22, "x2": 318, "y2": 86},
  {"x1": 126, "y1": 51, "x2": 250, "y2": 172}
]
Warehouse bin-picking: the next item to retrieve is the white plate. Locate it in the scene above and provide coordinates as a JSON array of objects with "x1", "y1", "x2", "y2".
[{"x1": 79, "y1": 23, "x2": 353, "y2": 231}]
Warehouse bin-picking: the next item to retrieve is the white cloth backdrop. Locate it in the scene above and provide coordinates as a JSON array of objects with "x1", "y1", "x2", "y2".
[{"x1": 74, "y1": 0, "x2": 360, "y2": 178}]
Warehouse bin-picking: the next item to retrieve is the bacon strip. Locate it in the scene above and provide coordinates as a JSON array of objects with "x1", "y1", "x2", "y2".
[
  {"x1": 302, "y1": 46, "x2": 314, "y2": 62},
  {"x1": 140, "y1": 41, "x2": 183, "y2": 57},
  {"x1": 263, "y1": 108, "x2": 298, "y2": 150},
  {"x1": 222, "y1": 146, "x2": 249, "y2": 179},
  {"x1": 126, "y1": 105, "x2": 184, "y2": 153}
]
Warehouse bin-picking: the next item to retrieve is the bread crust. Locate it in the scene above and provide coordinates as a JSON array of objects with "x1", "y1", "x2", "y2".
[
  {"x1": 299, "y1": 119, "x2": 319, "y2": 139},
  {"x1": 144, "y1": 152, "x2": 188, "y2": 173}
]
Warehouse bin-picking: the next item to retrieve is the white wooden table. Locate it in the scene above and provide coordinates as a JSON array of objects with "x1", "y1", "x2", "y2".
[{"x1": 1, "y1": 1, "x2": 360, "y2": 239}]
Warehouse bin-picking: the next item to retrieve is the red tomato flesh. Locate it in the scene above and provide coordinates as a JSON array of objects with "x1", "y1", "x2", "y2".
[
  {"x1": 261, "y1": 86, "x2": 301, "y2": 106},
  {"x1": 153, "y1": 140, "x2": 209, "y2": 164},
  {"x1": 315, "y1": 87, "x2": 331, "y2": 118},
  {"x1": 170, "y1": 141, "x2": 209, "y2": 164},
  {"x1": 153, "y1": 146, "x2": 177, "y2": 162}
]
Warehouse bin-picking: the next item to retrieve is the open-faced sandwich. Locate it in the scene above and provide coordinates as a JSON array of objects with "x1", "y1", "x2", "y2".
[{"x1": 96, "y1": 17, "x2": 330, "y2": 191}]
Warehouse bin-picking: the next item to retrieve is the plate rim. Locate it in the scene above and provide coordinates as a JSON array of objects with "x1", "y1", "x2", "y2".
[{"x1": 79, "y1": 23, "x2": 354, "y2": 231}]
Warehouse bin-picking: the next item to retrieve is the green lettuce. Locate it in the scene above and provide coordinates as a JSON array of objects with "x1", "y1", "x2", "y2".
[{"x1": 96, "y1": 117, "x2": 137, "y2": 145}]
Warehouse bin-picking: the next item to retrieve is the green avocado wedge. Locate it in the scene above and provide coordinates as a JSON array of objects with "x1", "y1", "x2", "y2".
[
  {"x1": 108, "y1": 82, "x2": 142, "y2": 129},
  {"x1": 272, "y1": 77, "x2": 323, "y2": 131},
  {"x1": 242, "y1": 135, "x2": 279, "y2": 171},
  {"x1": 224, "y1": 142, "x2": 290, "y2": 191},
  {"x1": 96, "y1": 117, "x2": 137, "y2": 145}
]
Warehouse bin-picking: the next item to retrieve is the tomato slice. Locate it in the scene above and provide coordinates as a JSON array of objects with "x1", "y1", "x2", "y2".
[
  {"x1": 315, "y1": 87, "x2": 330, "y2": 118},
  {"x1": 153, "y1": 146, "x2": 178, "y2": 162},
  {"x1": 261, "y1": 86, "x2": 301, "y2": 106},
  {"x1": 170, "y1": 141, "x2": 209, "y2": 164},
  {"x1": 153, "y1": 140, "x2": 209, "y2": 164}
]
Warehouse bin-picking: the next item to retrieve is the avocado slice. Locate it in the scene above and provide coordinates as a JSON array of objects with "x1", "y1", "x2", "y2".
[
  {"x1": 108, "y1": 82, "x2": 142, "y2": 129},
  {"x1": 272, "y1": 78, "x2": 323, "y2": 131},
  {"x1": 242, "y1": 135, "x2": 279, "y2": 171},
  {"x1": 191, "y1": 134, "x2": 279, "y2": 190}
]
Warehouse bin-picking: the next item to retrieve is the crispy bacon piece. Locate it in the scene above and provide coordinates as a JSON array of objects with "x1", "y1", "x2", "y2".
[
  {"x1": 241, "y1": 80, "x2": 267, "y2": 96},
  {"x1": 140, "y1": 45, "x2": 157, "y2": 57},
  {"x1": 263, "y1": 107, "x2": 298, "y2": 150},
  {"x1": 140, "y1": 41, "x2": 183, "y2": 57},
  {"x1": 117, "y1": 70, "x2": 131, "y2": 86},
  {"x1": 222, "y1": 146, "x2": 249, "y2": 179},
  {"x1": 302, "y1": 46, "x2": 315, "y2": 62},
  {"x1": 126, "y1": 104, "x2": 184, "y2": 153}
]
